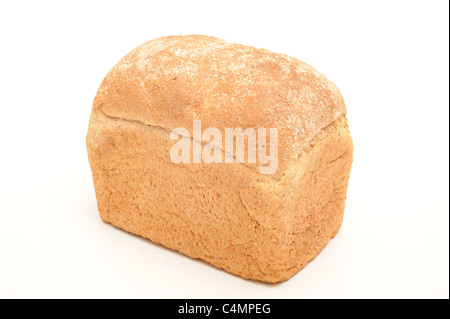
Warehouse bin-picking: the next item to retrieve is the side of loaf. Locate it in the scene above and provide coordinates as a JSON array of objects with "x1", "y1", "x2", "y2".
[{"x1": 86, "y1": 35, "x2": 353, "y2": 283}]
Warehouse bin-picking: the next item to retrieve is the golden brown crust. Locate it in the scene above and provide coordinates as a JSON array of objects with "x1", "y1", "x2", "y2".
[
  {"x1": 87, "y1": 35, "x2": 353, "y2": 282},
  {"x1": 87, "y1": 109, "x2": 352, "y2": 282},
  {"x1": 93, "y1": 35, "x2": 346, "y2": 174}
]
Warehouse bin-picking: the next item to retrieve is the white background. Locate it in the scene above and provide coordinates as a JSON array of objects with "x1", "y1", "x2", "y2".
[{"x1": 0, "y1": 0, "x2": 448, "y2": 299}]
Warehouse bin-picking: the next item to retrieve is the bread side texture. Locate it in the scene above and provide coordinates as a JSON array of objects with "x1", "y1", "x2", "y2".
[{"x1": 87, "y1": 35, "x2": 353, "y2": 282}]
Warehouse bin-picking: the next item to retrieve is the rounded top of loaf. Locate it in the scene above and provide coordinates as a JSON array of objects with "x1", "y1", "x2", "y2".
[{"x1": 93, "y1": 35, "x2": 346, "y2": 173}]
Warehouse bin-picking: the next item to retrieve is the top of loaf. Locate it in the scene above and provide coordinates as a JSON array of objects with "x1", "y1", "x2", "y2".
[{"x1": 93, "y1": 35, "x2": 346, "y2": 174}]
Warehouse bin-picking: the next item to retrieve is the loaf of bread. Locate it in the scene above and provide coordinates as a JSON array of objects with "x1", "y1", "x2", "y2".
[{"x1": 86, "y1": 35, "x2": 353, "y2": 283}]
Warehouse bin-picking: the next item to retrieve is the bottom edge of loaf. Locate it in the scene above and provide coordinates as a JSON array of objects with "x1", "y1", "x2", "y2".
[{"x1": 99, "y1": 212, "x2": 345, "y2": 284}]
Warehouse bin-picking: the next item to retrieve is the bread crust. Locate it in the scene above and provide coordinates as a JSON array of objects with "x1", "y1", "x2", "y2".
[
  {"x1": 93, "y1": 35, "x2": 346, "y2": 176},
  {"x1": 87, "y1": 35, "x2": 353, "y2": 282}
]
